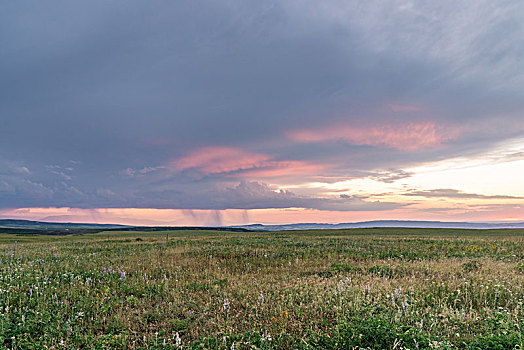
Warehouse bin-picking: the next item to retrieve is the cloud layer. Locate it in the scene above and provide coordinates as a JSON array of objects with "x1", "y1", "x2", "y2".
[{"x1": 1, "y1": 1, "x2": 523, "y2": 220}]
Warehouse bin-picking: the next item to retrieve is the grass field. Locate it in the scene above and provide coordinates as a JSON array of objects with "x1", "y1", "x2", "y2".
[{"x1": 0, "y1": 228, "x2": 522, "y2": 349}]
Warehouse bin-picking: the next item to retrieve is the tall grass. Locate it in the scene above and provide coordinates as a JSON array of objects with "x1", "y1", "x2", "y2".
[{"x1": 0, "y1": 228, "x2": 522, "y2": 349}]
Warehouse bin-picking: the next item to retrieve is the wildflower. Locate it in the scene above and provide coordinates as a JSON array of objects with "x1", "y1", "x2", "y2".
[
  {"x1": 258, "y1": 291, "x2": 264, "y2": 303},
  {"x1": 295, "y1": 257, "x2": 299, "y2": 264},
  {"x1": 336, "y1": 277, "x2": 351, "y2": 295},
  {"x1": 401, "y1": 300, "x2": 409, "y2": 312},
  {"x1": 175, "y1": 332, "x2": 182, "y2": 347},
  {"x1": 261, "y1": 330, "x2": 272, "y2": 342},
  {"x1": 223, "y1": 298, "x2": 230, "y2": 312}
]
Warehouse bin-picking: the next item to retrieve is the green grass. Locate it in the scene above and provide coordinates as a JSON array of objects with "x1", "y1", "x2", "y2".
[{"x1": 0, "y1": 228, "x2": 522, "y2": 349}]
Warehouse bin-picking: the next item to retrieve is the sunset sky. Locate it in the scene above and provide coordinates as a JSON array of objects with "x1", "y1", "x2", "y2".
[{"x1": 1, "y1": 1, "x2": 524, "y2": 226}]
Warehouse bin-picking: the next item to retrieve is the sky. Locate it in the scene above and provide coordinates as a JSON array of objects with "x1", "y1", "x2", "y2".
[{"x1": 1, "y1": 0, "x2": 524, "y2": 226}]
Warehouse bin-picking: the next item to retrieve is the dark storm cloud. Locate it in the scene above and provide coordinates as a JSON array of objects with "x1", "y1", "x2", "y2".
[
  {"x1": 1, "y1": 0, "x2": 524, "y2": 210},
  {"x1": 98, "y1": 180, "x2": 404, "y2": 211}
]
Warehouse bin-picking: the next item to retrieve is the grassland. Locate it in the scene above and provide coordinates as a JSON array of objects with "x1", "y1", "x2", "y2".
[{"x1": 0, "y1": 228, "x2": 522, "y2": 349}]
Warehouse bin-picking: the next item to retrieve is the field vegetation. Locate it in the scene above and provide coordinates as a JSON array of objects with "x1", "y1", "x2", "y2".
[{"x1": 0, "y1": 228, "x2": 522, "y2": 349}]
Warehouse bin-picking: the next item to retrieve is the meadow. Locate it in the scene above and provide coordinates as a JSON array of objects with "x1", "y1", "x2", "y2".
[{"x1": 0, "y1": 228, "x2": 522, "y2": 349}]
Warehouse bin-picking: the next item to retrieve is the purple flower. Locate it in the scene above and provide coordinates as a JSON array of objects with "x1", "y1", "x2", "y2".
[{"x1": 118, "y1": 268, "x2": 126, "y2": 281}]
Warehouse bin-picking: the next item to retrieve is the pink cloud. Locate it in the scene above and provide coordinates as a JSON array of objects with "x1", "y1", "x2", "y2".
[
  {"x1": 170, "y1": 147, "x2": 327, "y2": 178},
  {"x1": 171, "y1": 147, "x2": 272, "y2": 174},
  {"x1": 288, "y1": 122, "x2": 458, "y2": 151},
  {"x1": 238, "y1": 160, "x2": 327, "y2": 178}
]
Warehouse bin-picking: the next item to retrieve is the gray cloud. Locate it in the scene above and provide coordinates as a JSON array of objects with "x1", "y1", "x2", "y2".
[
  {"x1": 368, "y1": 169, "x2": 413, "y2": 183},
  {"x1": 405, "y1": 188, "x2": 523, "y2": 200},
  {"x1": 1, "y1": 1, "x2": 523, "y2": 210},
  {"x1": 129, "y1": 181, "x2": 405, "y2": 211}
]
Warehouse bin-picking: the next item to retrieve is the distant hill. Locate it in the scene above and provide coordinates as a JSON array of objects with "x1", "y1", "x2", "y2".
[
  {"x1": 2, "y1": 218, "x2": 524, "y2": 235},
  {"x1": 234, "y1": 220, "x2": 524, "y2": 231},
  {"x1": 0, "y1": 219, "x2": 251, "y2": 235},
  {"x1": 0, "y1": 219, "x2": 129, "y2": 230}
]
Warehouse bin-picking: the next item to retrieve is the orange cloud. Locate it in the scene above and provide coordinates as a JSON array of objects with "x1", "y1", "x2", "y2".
[
  {"x1": 170, "y1": 147, "x2": 327, "y2": 178},
  {"x1": 288, "y1": 122, "x2": 457, "y2": 151}
]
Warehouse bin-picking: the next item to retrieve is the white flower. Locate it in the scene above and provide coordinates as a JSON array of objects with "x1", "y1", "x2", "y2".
[
  {"x1": 175, "y1": 332, "x2": 182, "y2": 347},
  {"x1": 336, "y1": 277, "x2": 351, "y2": 295},
  {"x1": 261, "y1": 330, "x2": 272, "y2": 342},
  {"x1": 223, "y1": 298, "x2": 231, "y2": 312}
]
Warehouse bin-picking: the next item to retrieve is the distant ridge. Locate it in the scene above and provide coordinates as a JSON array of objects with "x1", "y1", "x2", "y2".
[
  {"x1": 0, "y1": 219, "x2": 129, "y2": 230},
  {"x1": 2, "y1": 219, "x2": 524, "y2": 233},
  {"x1": 0, "y1": 219, "x2": 251, "y2": 235},
  {"x1": 233, "y1": 220, "x2": 524, "y2": 231}
]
